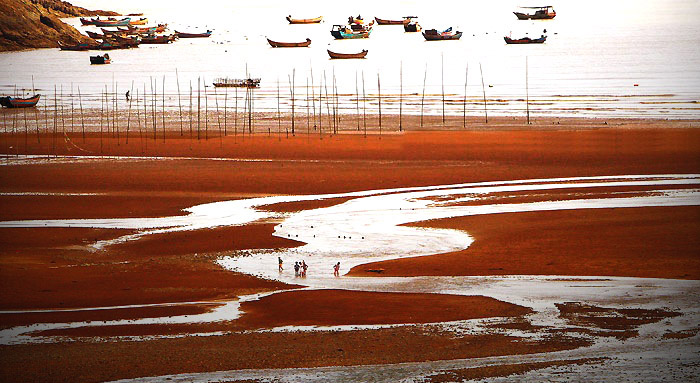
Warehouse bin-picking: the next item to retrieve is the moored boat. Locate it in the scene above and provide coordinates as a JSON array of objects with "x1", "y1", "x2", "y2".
[
  {"x1": 286, "y1": 15, "x2": 323, "y2": 24},
  {"x1": 267, "y1": 37, "x2": 311, "y2": 47},
  {"x1": 514, "y1": 6, "x2": 556, "y2": 20},
  {"x1": 404, "y1": 20, "x2": 422, "y2": 32},
  {"x1": 90, "y1": 53, "x2": 111, "y2": 64},
  {"x1": 92, "y1": 17, "x2": 132, "y2": 27},
  {"x1": 422, "y1": 27, "x2": 462, "y2": 40},
  {"x1": 175, "y1": 30, "x2": 213, "y2": 38},
  {"x1": 213, "y1": 78, "x2": 261, "y2": 88},
  {"x1": 330, "y1": 24, "x2": 372, "y2": 39},
  {"x1": 504, "y1": 35, "x2": 547, "y2": 44},
  {"x1": 0, "y1": 94, "x2": 41, "y2": 108},
  {"x1": 86, "y1": 30, "x2": 105, "y2": 39},
  {"x1": 374, "y1": 17, "x2": 411, "y2": 25},
  {"x1": 58, "y1": 41, "x2": 96, "y2": 51},
  {"x1": 327, "y1": 49, "x2": 368, "y2": 59},
  {"x1": 129, "y1": 18, "x2": 148, "y2": 25},
  {"x1": 140, "y1": 34, "x2": 177, "y2": 44}
]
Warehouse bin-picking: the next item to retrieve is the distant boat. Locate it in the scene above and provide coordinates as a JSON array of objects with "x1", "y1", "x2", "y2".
[
  {"x1": 374, "y1": 17, "x2": 411, "y2": 25},
  {"x1": 331, "y1": 24, "x2": 372, "y2": 39},
  {"x1": 422, "y1": 27, "x2": 462, "y2": 41},
  {"x1": 0, "y1": 94, "x2": 40, "y2": 108},
  {"x1": 58, "y1": 41, "x2": 96, "y2": 51},
  {"x1": 213, "y1": 78, "x2": 261, "y2": 88},
  {"x1": 129, "y1": 18, "x2": 148, "y2": 25},
  {"x1": 327, "y1": 49, "x2": 368, "y2": 59},
  {"x1": 267, "y1": 37, "x2": 311, "y2": 47},
  {"x1": 176, "y1": 30, "x2": 213, "y2": 38},
  {"x1": 404, "y1": 20, "x2": 422, "y2": 32},
  {"x1": 140, "y1": 34, "x2": 177, "y2": 44},
  {"x1": 514, "y1": 6, "x2": 556, "y2": 20},
  {"x1": 504, "y1": 35, "x2": 547, "y2": 44},
  {"x1": 90, "y1": 53, "x2": 111, "y2": 64},
  {"x1": 92, "y1": 17, "x2": 132, "y2": 27},
  {"x1": 286, "y1": 15, "x2": 323, "y2": 24},
  {"x1": 85, "y1": 31, "x2": 105, "y2": 39}
]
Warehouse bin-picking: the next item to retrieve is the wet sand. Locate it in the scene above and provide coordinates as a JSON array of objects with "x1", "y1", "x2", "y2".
[{"x1": 0, "y1": 117, "x2": 698, "y2": 381}]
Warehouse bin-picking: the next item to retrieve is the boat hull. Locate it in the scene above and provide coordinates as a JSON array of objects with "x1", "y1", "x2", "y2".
[
  {"x1": 327, "y1": 49, "x2": 368, "y2": 59},
  {"x1": 404, "y1": 22, "x2": 421, "y2": 32},
  {"x1": 375, "y1": 17, "x2": 409, "y2": 25},
  {"x1": 267, "y1": 38, "x2": 311, "y2": 47},
  {"x1": 504, "y1": 36, "x2": 546, "y2": 44},
  {"x1": 176, "y1": 31, "x2": 212, "y2": 38},
  {"x1": 286, "y1": 16, "x2": 323, "y2": 24},
  {"x1": 513, "y1": 11, "x2": 556, "y2": 20},
  {"x1": 0, "y1": 94, "x2": 41, "y2": 108},
  {"x1": 92, "y1": 18, "x2": 132, "y2": 27},
  {"x1": 422, "y1": 30, "x2": 462, "y2": 40},
  {"x1": 331, "y1": 29, "x2": 371, "y2": 39},
  {"x1": 90, "y1": 55, "x2": 111, "y2": 64}
]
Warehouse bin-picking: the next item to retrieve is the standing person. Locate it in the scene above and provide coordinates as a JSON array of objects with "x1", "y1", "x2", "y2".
[
  {"x1": 125, "y1": 90, "x2": 130, "y2": 102},
  {"x1": 294, "y1": 262, "x2": 300, "y2": 277},
  {"x1": 333, "y1": 262, "x2": 340, "y2": 277},
  {"x1": 278, "y1": 257, "x2": 284, "y2": 272},
  {"x1": 301, "y1": 260, "x2": 308, "y2": 277}
]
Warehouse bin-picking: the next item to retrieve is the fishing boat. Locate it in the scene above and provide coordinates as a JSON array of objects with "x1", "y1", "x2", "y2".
[
  {"x1": 212, "y1": 78, "x2": 261, "y2": 88},
  {"x1": 0, "y1": 94, "x2": 41, "y2": 108},
  {"x1": 267, "y1": 37, "x2": 311, "y2": 47},
  {"x1": 404, "y1": 20, "x2": 422, "y2": 32},
  {"x1": 175, "y1": 30, "x2": 213, "y2": 38},
  {"x1": 374, "y1": 16, "x2": 411, "y2": 25},
  {"x1": 140, "y1": 34, "x2": 177, "y2": 44},
  {"x1": 330, "y1": 24, "x2": 372, "y2": 39},
  {"x1": 286, "y1": 15, "x2": 323, "y2": 24},
  {"x1": 504, "y1": 35, "x2": 547, "y2": 44},
  {"x1": 327, "y1": 49, "x2": 368, "y2": 59},
  {"x1": 513, "y1": 6, "x2": 556, "y2": 20},
  {"x1": 422, "y1": 27, "x2": 462, "y2": 40},
  {"x1": 85, "y1": 31, "x2": 105, "y2": 39},
  {"x1": 128, "y1": 17, "x2": 148, "y2": 25},
  {"x1": 58, "y1": 41, "x2": 96, "y2": 51},
  {"x1": 348, "y1": 15, "x2": 364, "y2": 24},
  {"x1": 92, "y1": 17, "x2": 132, "y2": 27},
  {"x1": 80, "y1": 17, "x2": 96, "y2": 25},
  {"x1": 90, "y1": 53, "x2": 111, "y2": 64}
]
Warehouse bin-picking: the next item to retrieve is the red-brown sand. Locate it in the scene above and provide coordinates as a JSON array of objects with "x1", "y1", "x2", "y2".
[{"x1": 349, "y1": 206, "x2": 700, "y2": 279}]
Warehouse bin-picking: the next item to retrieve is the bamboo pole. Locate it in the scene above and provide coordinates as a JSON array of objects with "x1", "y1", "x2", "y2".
[
  {"x1": 331, "y1": 68, "x2": 336, "y2": 134},
  {"x1": 441, "y1": 53, "x2": 445, "y2": 125},
  {"x1": 34, "y1": 77, "x2": 40, "y2": 143},
  {"x1": 143, "y1": 84, "x2": 148, "y2": 151},
  {"x1": 290, "y1": 68, "x2": 295, "y2": 136},
  {"x1": 127, "y1": 80, "x2": 133, "y2": 144},
  {"x1": 70, "y1": 82, "x2": 74, "y2": 134},
  {"x1": 421, "y1": 63, "x2": 427, "y2": 129},
  {"x1": 276, "y1": 77, "x2": 281, "y2": 138},
  {"x1": 150, "y1": 77, "x2": 156, "y2": 140},
  {"x1": 23, "y1": 98, "x2": 28, "y2": 154},
  {"x1": 78, "y1": 86, "x2": 85, "y2": 142},
  {"x1": 463, "y1": 63, "x2": 468, "y2": 129},
  {"x1": 189, "y1": 81, "x2": 193, "y2": 139},
  {"x1": 114, "y1": 82, "x2": 118, "y2": 144},
  {"x1": 362, "y1": 71, "x2": 366, "y2": 138},
  {"x1": 234, "y1": 86, "x2": 238, "y2": 137},
  {"x1": 197, "y1": 77, "x2": 201, "y2": 140},
  {"x1": 136, "y1": 88, "x2": 142, "y2": 151},
  {"x1": 204, "y1": 77, "x2": 209, "y2": 140},
  {"x1": 176, "y1": 69, "x2": 183, "y2": 136},
  {"x1": 480, "y1": 62, "x2": 488, "y2": 123},
  {"x1": 161, "y1": 76, "x2": 165, "y2": 143},
  {"x1": 377, "y1": 72, "x2": 381, "y2": 137},
  {"x1": 214, "y1": 84, "x2": 221, "y2": 144},
  {"x1": 100, "y1": 86, "x2": 104, "y2": 153},
  {"x1": 306, "y1": 77, "x2": 310, "y2": 135},
  {"x1": 311, "y1": 66, "x2": 316, "y2": 130},
  {"x1": 60, "y1": 84, "x2": 65, "y2": 136},
  {"x1": 224, "y1": 86, "x2": 228, "y2": 136},
  {"x1": 526, "y1": 56, "x2": 530, "y2": 125},
  {"x1": 399, "y1": 61, "x2": 403, "y2": 132},
  {"x1": 323, "y1": 72, "x2": 332, "y2": 135},
  {"x1": 355, "y1": 71, "x2": 360, "y2": 131}
]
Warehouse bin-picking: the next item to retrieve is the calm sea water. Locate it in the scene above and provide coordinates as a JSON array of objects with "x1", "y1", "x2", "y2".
[{"x1": 1, "y1": 0, "x2": 699, "y2": 118}]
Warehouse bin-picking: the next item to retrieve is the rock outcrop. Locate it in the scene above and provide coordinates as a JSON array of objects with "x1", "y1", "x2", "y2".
[{"x1": 0, "y1": 0, "x2": 118, "y2": 51}]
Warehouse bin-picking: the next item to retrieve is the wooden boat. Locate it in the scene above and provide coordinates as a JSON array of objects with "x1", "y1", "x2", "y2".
[
  {"x1": 267, "y1": 37, "x2": 311, "y2": 47},
  {"x1": 80, "y1": 17, "x2": 96, "y2": 25},
  {"x1": 140, "y1": 34, "x2": 176, "y2": 44},
  {"x1": 327, "y1": 49, "x2": 368, "y2": 59},
  {"x1": 92, "y1": 17, "x2": 132, "y2": 27},
  {"x1": 0, "y1": 94, "x2": 40, "y2": 108},
  {"x1": 90, "y1": 53, "x2": 111, "y2": 64},
  {"x1": 58, "y1": 41, "x2": 96, "y2": 51},
  {"x1": 175, "y1": 30, "x2": 213, "y2": 38},
  {"x1": 286, "y1": 15, "x2": 323, "y2": 24},
  {"x1": 129, "y1": 18, "x2": 148, "y2": 26},
  {"x1": 348, "y1": 15, "x2": 364, "y2": 25},
  {"x1": 213, "y1": 78, "x2": 261, "y2": 88},
  {"x1": 374, "y1": 17, "x2": 411, "y2": 25},
  {"x1": 504, "y1": 35, "x2": 546, "y2": 44},
  {"x1": 404, "y1": 21, "x2": 421, "y2": 32},
  {"x1": 514, "y1": 6, "x2": 556, "y2": 20},
  {"x1": 113, "y1": 35, "x2": 141, "y2": 47},
  {"x1": 86, "y1": 31, "x2": 105, "y2": 39},
  {"x1": 330, "y1": 24, "x2": 372, "y2": 39},
  {"x1": 422, "y1": 27, "x2": 462, "y2": 40}
]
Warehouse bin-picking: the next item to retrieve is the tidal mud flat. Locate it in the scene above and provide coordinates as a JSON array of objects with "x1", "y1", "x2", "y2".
[{"x1": 0, "y1": 119, "x2": 699, "y2": 382}]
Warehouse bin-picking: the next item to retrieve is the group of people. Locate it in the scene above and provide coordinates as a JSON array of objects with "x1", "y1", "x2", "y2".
[{"x1": 277, "y1": 257, "x2": 342, "y2": 277}]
